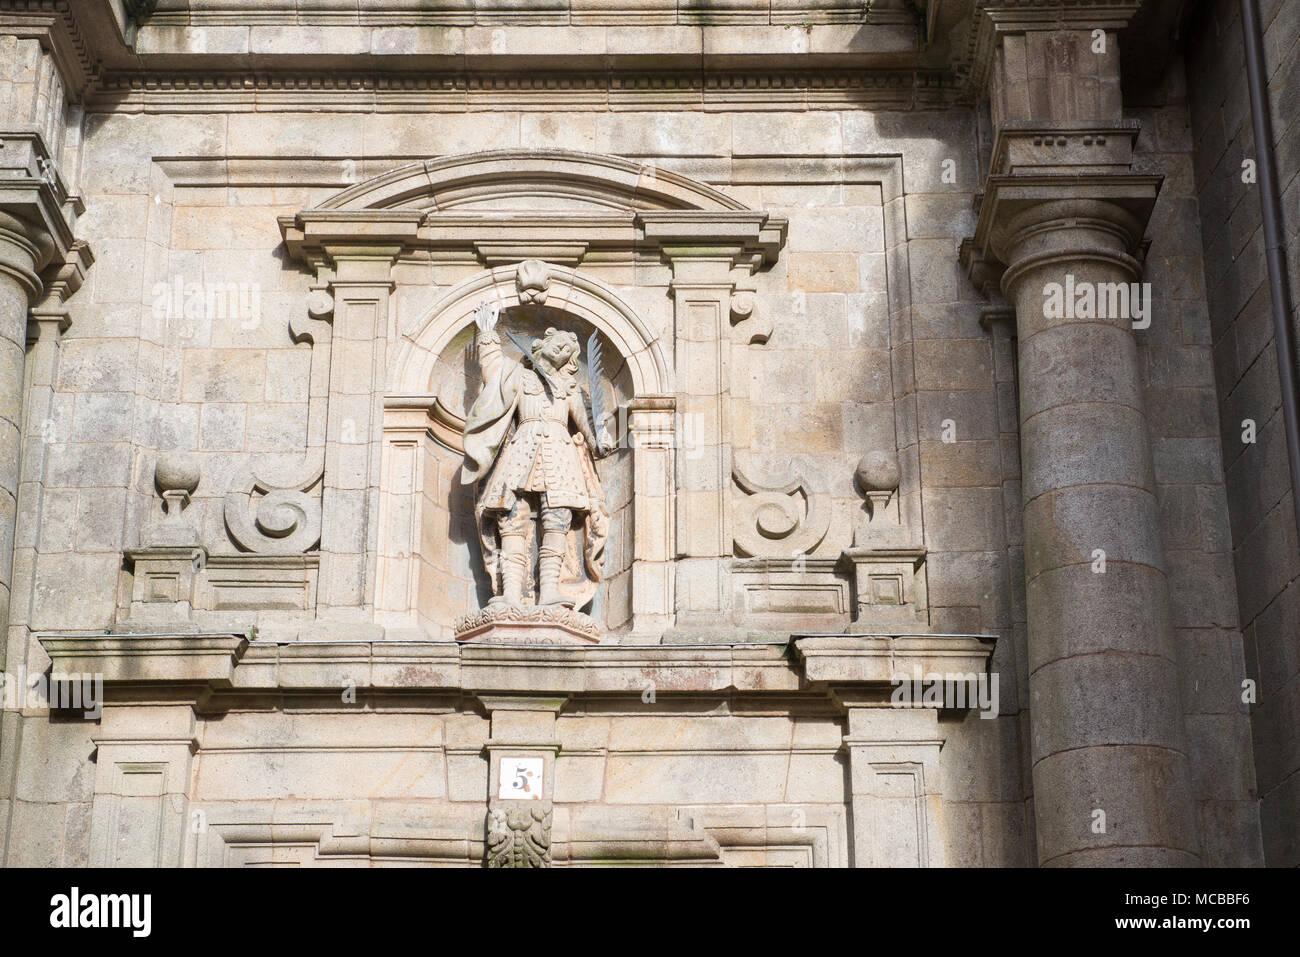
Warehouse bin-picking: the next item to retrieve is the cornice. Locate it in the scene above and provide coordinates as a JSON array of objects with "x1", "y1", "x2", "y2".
[
  {"x1": 88, "y1": 67, "x2": 967, "y2": 112},
  {"x1": 38, "y1": 632, "x2": 996, "y2": 704},
  {"x1": 0, "y1": 0, "x2": 102, "y2": 100},
  {"x1": 138, "y1": 1, "x2": 880, "y2": 28}
]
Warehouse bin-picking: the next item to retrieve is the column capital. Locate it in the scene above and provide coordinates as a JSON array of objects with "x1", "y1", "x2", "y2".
[
  {"x1": 963, "y1": 173, "x2": 1161, "y2": 299},
  {"x1": 0, "y1": 132, "x2": 85, "y2": 303}
]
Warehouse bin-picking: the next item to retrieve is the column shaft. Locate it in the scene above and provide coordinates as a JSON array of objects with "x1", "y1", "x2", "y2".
[
  {"x1": 0, "y1": 217, "x2": 41, "y2": 638},
  {"x1": 1003, "y1": 203, "x2": 1199, "y2": 865}
]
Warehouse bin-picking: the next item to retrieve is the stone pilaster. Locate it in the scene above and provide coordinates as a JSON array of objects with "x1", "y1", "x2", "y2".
[
  {"x1": 842, "y1": 707, "x2": 947, "y2": 868},
  {"x1": 89, "y1": 706, "x2": 199, "y2": 868},
  {"x1": 279, "y1": 213, "x2": 421, "y2": 633},
  {"x1": 627, "y1": 396, "x2": 676, "y2": 635},
  {"x1": 480, "y1": 696, "x2": 562, "y2": 868},
  {"x1": 315, "y1": 253, "x2": 399, "y2": 624},
  {"x1": 375, "y1": 396, "x2": 435, "y2": 637},
  {"x1": 663, "y1": 249, "x2": 740, "y2": 630}
]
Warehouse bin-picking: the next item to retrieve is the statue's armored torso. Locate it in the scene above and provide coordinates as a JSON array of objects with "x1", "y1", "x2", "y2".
[{"x1": 480, "y1": 368, "x2": 591, "y2": 512}]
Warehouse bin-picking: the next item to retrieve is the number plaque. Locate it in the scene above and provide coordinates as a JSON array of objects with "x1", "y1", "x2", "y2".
[{"x1": 497, "y1": 756, "x2": 544, "y2": 800}]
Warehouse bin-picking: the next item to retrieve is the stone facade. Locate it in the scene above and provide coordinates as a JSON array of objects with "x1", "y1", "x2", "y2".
[{"x1": 0, "y1": 0, "x2": 1289, "y2": 867}]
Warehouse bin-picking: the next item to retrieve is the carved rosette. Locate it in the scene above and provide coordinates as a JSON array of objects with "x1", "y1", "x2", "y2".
[{"x1": 487, "y1": 804, "x2": 553, "y2": 868}]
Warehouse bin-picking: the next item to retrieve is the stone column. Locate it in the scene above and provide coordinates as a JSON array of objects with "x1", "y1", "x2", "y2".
[
  {"x1": 963, "y1": 8, "x2": 1201, "y2": 865},
  {"x1": 0, "y1": 212, "x2": 48, "y2": 640},
  {"x1": 996, "y1": 195, "x2": 1198, "y2": 865}
]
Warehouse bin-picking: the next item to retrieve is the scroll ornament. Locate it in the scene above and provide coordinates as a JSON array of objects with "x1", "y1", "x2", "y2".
[
  {"x1": 224, "y1": 455, "x2": 325, "y2": 555},
  {"x1": 732, "y1": 461, "x2": 830, "y2": 558}
]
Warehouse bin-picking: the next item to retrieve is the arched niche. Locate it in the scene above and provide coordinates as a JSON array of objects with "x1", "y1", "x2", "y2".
[
  {"x1": 379, "y1": 263, "x2": 675, "y2": 640},
  {"x1": 280, "y1": 148, "x2": 785, "y2": 640}
]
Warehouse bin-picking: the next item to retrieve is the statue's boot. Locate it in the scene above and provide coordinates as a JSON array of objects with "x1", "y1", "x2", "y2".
[
  {"x1": 495, "y1": 532, "x2": 527, "y2": 606},
  {"x1": 536, "y1": 530, "x2": 574, "y2": 607}
]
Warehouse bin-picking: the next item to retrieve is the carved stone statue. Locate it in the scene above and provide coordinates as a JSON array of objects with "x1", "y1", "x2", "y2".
[{"x1": 461, "y1": 300, "x2": 615, "y2": 613}]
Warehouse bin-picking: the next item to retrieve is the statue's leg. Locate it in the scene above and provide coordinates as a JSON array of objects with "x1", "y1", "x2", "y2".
[
  {"x1": 536, "y1": 506, "x2": 574, "y2": 607},
  {"x1": 495, "y1": 498, "x2": 531, "y2": 606}
]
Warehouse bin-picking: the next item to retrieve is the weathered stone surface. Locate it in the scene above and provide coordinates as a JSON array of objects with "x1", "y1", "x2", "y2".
[{"x1": 0, "y1": 0, "x2": 1276, "y2": 871}]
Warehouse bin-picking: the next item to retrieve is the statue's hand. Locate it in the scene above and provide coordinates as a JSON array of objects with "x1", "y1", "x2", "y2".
[
  {"x1": 596, "y1": 428, "x2": 618, "y2": 458},
  {"x1": 475, "y1": 300, "x2": 501, "y2": 333}
]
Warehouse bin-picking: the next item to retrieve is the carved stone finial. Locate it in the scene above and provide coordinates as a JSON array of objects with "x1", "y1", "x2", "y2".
[
  {"x1": 854, "y1": 451, "x2": 899, "y2": 494},
  {"x1": 516, "y1": 259, "x2": 550, "y2": 305},
  {"x1": 854, "y1": 451, "x2": 900, "y2": 524},
  {"x1": 155, "y1": 452, "x2": 201, "y2": 520}
]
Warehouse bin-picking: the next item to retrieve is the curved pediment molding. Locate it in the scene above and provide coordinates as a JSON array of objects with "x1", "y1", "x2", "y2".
[
  {"x1": 315, "y1": 149, "x2": 749, "y2": 214},
  {"x1": 279, "y1": 149, "x2": 786, "y2": 269}
]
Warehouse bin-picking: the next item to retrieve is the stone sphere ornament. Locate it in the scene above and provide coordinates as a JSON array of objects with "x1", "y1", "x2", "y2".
[
  {"x1": 155, "y1": 452, "x2": 201, "y2": 496},
  {"x1": 855, "y1": 451, "x2": 900, "y2": 495}
]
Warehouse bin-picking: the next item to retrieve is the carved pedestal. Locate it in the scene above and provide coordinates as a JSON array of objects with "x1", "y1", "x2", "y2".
[
  {"x1": 453, "y1": 605, "x2": 602, "y2": 645},
  {"x1": 840, "y1": 545, "x2": 928, "y2": 632}
]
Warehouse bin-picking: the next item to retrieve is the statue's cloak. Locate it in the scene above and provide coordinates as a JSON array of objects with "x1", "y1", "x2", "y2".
[{"x1": 462, "y1": 354, "x2": 609, "y2": 609}]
